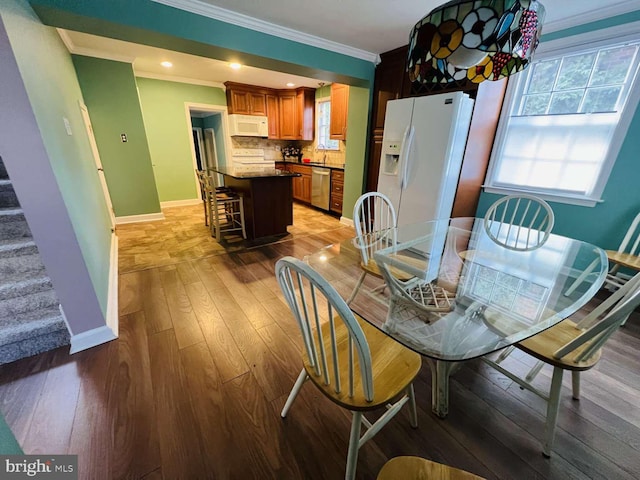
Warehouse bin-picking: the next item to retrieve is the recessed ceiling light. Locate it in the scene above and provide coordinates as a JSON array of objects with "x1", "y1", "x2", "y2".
[
  {"x1": 229, "y1": 63, "x2": 242, "y2": 70},
  {"x1": 161, "y1": 61, "x2": 173, "y2": 68},
  {"x1": 286, "y1": 82, "x2": 295, "y2": 87}
]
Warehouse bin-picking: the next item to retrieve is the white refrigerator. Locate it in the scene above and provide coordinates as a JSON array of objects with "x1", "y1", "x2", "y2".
[{"x1": 377, "y1": 92, "x2": 474, "y2": 227}]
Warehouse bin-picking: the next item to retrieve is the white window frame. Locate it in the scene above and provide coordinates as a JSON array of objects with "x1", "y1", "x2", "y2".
[
  {"x1": 316, "y1": 97, "x2": 340, "y2": 150},
  {"x1": 485, "y1": 21, "x2": 640, "y2": 207}
]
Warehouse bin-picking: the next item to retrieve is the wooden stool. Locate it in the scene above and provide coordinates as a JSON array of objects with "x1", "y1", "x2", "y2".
[{"x1": 377, "y1": 456, "x2": 485, "y2": 480}]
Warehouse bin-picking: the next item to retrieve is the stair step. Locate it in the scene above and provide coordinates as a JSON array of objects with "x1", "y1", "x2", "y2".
[
  {"x1": 0, "y1": 238, "x2": 38, "y2": 258},
  {"x1": 0, "y1": 271, "x2": 50, "y2": 300},
  {"x1": 0, "y1": 253, "x2": 46, "y2": 276},
  {"x1": 0, "y1": 314, "x2": 69, "y2": 365},
  {"x1": 0, "y1": 306, "x2": 67, "y2": 348},
  {"x1": 0, "y1": 180, "x2": 19, "y2": 209},
  {"x1": 0, "y1": 288, "x2": 58, "y2": 318},
  {"x1": 0, "y1": 208, "x2": 31, "y2": 240}
]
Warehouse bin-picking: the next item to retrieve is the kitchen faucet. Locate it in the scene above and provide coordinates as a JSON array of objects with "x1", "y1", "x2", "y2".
[{"x1": 316, "y1": 144, "x2": 327, "y2": 164}]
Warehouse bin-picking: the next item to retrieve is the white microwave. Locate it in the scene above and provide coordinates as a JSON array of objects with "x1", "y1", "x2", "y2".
[{"x1": 228, "y1": 114, "x2": 268, "y2": 137}]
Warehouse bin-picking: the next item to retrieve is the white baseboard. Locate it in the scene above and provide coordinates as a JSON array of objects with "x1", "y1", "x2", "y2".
[
  {"x1": 161, "y1": 198, "x2": 201, "y2": 208},
  {"x1": 340, "y1": 216, "x2": 354, "y2": 227},
  {"x1": 115, "y1": 212, "x2": 164, "y2": 225},
  {"x1": 69, "y1": 232, "x2": 119, "y2": 353},
  {"x1": 70, "y1": 325, "x2": 117, "y2": 354}
]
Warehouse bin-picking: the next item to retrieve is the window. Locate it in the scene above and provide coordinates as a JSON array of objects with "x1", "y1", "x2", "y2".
[
  {"x1": 316, "y1": 99, "x2": 339, "y2": 150},
  {"x1": 486, "y1": 24, "x2": 640, "y2": 206}
]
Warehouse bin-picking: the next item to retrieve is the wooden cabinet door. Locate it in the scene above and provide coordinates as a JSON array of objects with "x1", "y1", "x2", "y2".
[
  {"x1": 297, "y1": 88, "x2": 315, "y2": 141},
  {"x1": 250, "y1": 92, "x2": 267, "y2": 115},
  {"x1": 228, "y1": 89, "x2": 251, "y2": 115},
  {"x1": 266, "y1": 94, "x2": 280, "y2": 139},
  {"x1": 301, "y1": 174, "x2": 312, "y2": 203},
  {"x1": 279, "y1": 93, "x2": 298, "y2": 139},
  {"x1": 330, "y1": 83, "x2": 349, "y2": 140}
]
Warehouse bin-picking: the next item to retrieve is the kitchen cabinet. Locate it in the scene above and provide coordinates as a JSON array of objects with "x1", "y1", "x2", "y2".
[
  {"x1": 278, "y1": 92, "x2": 298, "y2": 139},
  {"x1": 266, "y1": 94, "x2": 280, "y2": 139},
  {"x1": 330, "y1": 169, "x2": 344, "y2": 215},
  {"x1": 225, "y1": 82, "x2": 268, "y2": 116},
  {"x1": 330, "y1": 83, "x2": 349, "y2": 140},
  {"x1": 227, "y1": 82, "x2": 315, "y2": 140},
  {"x1": 290, "y1": 164, "x2": 312, "y2": 203},
  {"x1": 279, "y1": 88, "x2": 315, "y2": 141}
]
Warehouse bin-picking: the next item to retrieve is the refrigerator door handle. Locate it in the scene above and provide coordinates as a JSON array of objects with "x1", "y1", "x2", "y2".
[{"x1": 398, "y1": 125, "x2": 415, "y2": 190}]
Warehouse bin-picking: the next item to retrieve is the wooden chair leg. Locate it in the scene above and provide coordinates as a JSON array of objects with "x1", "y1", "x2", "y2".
[
  {"x1": 408, "y1": 383, "x2": 418, "y2": 428},
  {"x1": 345, "y1": 412, "x2": 363, "y2": 480},
  {"x1": 525, "y1": 360, "x2": 545, "y2": 382},
  {"x1": 281, "y1": 369, "x2": 308, "y2": 418},
  {"x1": 543, "y1": 367, "x2": 564, "y2": 457},
  {"x1": 571, "y1": 371, "x2": 580, "y2": 400},
  {"x1": 346, "y1": 271, "x2": 367, "y2": 305}
]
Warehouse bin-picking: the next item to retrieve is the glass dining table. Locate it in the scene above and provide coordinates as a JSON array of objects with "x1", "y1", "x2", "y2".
[{"x1": 304, "y1": 217, "x2": 608, "y2": 418}]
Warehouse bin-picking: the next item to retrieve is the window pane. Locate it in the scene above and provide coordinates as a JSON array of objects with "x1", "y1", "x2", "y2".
[
  {"x1": 582, "y1": 86, "x2": 622, "y2": 113},
  {"x1": 556, "y1": 53, "x2": 596, "y2": 90},
  {"x1": 590, "y1": 45, "x2": 638, "y2": 86},
  {"x1": 548, "y1": 91, "x2": 582, "y2": 114},
  {"x1": 527, "y1": 59, "x2": 560, "y2": 94},
  {"x1": 521, "y1": 94, "x2": 550, "y2": 115}
]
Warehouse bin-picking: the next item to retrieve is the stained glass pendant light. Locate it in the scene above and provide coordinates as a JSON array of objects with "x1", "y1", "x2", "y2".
[{"x1": 407, "y1": 0, "x2": 545, "y2": 85}]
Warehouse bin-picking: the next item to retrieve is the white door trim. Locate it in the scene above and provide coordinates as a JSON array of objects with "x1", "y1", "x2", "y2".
[{"x1": 78, "y1": 101, "x2": 116, "y2": 229}]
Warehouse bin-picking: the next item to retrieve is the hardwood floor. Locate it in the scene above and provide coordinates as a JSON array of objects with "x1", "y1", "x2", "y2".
[{"x1": 0, "y1": 204, "x2": 639, "y2": 479}]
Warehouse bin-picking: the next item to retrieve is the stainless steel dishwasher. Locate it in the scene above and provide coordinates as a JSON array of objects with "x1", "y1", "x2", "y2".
[{"x1": 311, "y1": 167, "x2": 331, "y2": 210}]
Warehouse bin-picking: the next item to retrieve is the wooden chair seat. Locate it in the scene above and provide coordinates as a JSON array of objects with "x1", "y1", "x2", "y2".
[
  {"x1": 517, "y1": 320, "x2": 601, "y2": 371},
  {"x1": 304, "y1": 314, "x2": 422, "y2": 411},
  {"x1": 606, "y1": 250, "x2": 640, "y2": 270},
  {"x1": 377, "y1": 456, "x2": 485, "y2": 480},
  {"x1": 360, "y1": 256, "x2": 418, "y2": 282}
]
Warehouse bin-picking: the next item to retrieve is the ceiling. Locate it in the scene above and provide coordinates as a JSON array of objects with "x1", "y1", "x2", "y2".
[{"x1": 60, "y1": 0, "x2": 639, "y2": 89}]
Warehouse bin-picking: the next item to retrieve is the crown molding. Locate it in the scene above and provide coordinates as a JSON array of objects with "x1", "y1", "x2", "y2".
[
  {"x1": 544, "y1": 0, "x2": 640, "y2": 34},
  {"x1": 135, "y1": 70, "x2": 226, "y2": 89},
  {"x1": 151, "y1": 0, "x2": 380, "y2": 64},
  {"x1": 57, "y1": 29, "x2": 136, "y2": 63}
]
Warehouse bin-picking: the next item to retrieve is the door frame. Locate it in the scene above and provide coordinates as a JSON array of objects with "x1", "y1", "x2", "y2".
[
  {"x1": 184, "y1": 103, "x2": 232, "y2": 202},
  {"x1": 78, "y1": 101, "x2": 116, "y2": 229}
]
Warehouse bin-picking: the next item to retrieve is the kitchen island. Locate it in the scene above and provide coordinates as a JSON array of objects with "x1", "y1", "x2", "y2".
[{"x1": 209, "y1": 167, "x2": 300, "y2": 240}]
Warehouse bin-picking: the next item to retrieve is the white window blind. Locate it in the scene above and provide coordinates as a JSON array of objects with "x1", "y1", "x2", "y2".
[
  {"x1": 317, "y1": 100, "x2": 339, "y2": 150},
  {"x1": 486, "y1": 25, "x2": 640, "y2": 206}
]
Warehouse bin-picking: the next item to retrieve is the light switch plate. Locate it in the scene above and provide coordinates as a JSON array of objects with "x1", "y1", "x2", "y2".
[{"x1": 63, "y1": 117, "x2": 72, "y2": 135}]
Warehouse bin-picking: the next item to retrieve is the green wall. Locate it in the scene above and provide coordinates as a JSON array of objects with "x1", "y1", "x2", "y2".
[
  {"x1": 343, "y1": 86, "x2": 370, "y2": 220},
  {"x1": 136, "y1": 77, "x2": 226, "y2": 202},
  {"x1": 476, "y1": 12, "x2": 640, "y2": 250},
  {"x1": 191, "y1": 117, "x2": 204, "y2": 129},
  {"x1": 73, "y1": 55, "x2": 161, "y2": 217},
  {"x1": 1, "y1": 0, "x2": 111, "y2": 314}
]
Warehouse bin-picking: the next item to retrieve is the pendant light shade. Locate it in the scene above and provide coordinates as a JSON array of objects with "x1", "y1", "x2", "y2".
[{"x1": 407, "y1": 0, "x2": 545, "y2": 85}]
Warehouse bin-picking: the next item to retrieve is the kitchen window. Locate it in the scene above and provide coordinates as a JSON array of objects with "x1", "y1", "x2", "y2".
[
  {"x1": 485, "y1": 23, "x2": 640, "y2": 206},
  {"x1": 316, "y1": 99, "x2": 339, "y2": 150}
]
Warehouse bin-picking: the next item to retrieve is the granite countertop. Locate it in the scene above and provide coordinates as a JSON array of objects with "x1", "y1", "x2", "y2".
[
  {"x1": 277, "y1": 160, "x2": 345, "y2": 170},
  {"x1": 210, "y1": 166, "x2": 300, "y2": 179}
]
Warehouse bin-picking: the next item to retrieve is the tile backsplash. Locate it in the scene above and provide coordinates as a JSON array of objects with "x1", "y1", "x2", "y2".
[{"x1": 231, "y1": 137, "x2": 346, "y2": 167}]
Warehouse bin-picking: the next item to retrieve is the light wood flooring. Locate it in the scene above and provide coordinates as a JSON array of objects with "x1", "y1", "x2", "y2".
[{"x1": 0, "y1": 204, "x2": 639, "y2": 479}]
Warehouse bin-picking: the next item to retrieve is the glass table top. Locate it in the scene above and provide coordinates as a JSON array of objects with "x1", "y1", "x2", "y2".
[{"x1": 305, "y1": 218, "x2": 607, "y2": 362}]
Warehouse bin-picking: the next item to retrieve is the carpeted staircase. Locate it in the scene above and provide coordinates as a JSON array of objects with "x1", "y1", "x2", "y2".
[{"x1": 0, "y1": 156, "x2": 70, "y2": 364}]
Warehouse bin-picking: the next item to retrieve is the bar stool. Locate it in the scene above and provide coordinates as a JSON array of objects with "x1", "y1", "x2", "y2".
[{"x1": 202, "y1": 174, "x2": 246, "y2": 242}]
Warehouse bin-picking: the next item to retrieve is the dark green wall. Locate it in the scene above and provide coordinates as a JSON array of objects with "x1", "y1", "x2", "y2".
[{"x1": 73, "y1": 55, "x2": 161, "y2": 217}]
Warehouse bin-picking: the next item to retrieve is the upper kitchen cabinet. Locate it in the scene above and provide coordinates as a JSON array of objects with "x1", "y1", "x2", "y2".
[
  {"x1": 279, "y1": 87, "x2": 315, "y2": 141},
  {"x1": 266, "y1": 94, "x2": 280, "y2": 139},
  {"x1": 225, "y1": 82, "x2": 268, "y2": 116},
  {"x1": 330, "y1": 83, "x2": 349, "y2": 140}
]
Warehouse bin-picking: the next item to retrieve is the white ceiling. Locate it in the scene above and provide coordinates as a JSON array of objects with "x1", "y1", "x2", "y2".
[
  {"x1": 60, "y1": 0, "x2": 640, "y2": 89},
  {"x1": 179, "y1": 0, "x2": 640, "y2": 54}
]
